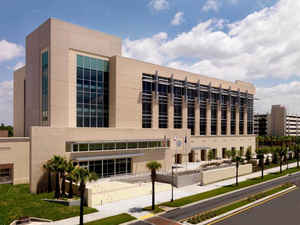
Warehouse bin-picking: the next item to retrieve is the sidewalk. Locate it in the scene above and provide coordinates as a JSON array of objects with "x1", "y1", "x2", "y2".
[{"x1": 50, "y1": 163, "x2": 295, "y2": 225}]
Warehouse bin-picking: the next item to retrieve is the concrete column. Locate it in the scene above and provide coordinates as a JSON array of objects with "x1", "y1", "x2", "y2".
[
  {"x1": 182, "y1": 99, "x2": 188, "y2": 129},
  {"x1": 226, "y1": 104, "x2": 231, "y2": 135},
  {"x1": 244, "y1": 105, "x2": 248, "y2": 135},
  {"x1": 195, "y1": 100, "x2": 200, "y2": 135},
  {"x1": 217, "y1": 101, "x2": 221, "y2": 136},
  {"x1": 235, "y1": 103, "x2": 240, "y2": 135},
  {"x1": 168, "y1": 94, "x2": 174, "y2": 129},
  {"x1": 152, "y1": 92, "x2": 158, "y2": 129},
  {"x1": 206, "y1": 101, "x2": 211, "y2": 136}
]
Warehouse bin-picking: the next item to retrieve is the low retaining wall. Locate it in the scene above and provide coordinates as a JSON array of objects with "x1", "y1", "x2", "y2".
[
  {"x1": 200, "y1": 164, "x2": 252, "y2": 185},
  {"x1": 156, "y1": 172, "x2": 201, "y2": 188}
]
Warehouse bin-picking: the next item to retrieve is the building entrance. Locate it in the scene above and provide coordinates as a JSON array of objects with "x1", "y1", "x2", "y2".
[{"x1": 77, "y1": 158, "x2": 132, "y2": 178}]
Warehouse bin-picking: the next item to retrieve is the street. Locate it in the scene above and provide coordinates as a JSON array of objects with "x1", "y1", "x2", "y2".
[{"x1": 130, "y1": 172, "x2": 300, "y2": 225}]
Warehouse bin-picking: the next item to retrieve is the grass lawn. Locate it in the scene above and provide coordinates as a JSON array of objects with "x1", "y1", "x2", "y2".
[
  {"x1": 188, "y1": 183, "x2": 293, "y2": 224},
  {"x1": 161, "y1": 166, "x2": 300, "y2": 207},
  {"x1": 84, "y1": 213, "x2": 136, "y2": 225},
  {"x1": 0, "y1": 184, "x2": 97, "y2": 225}
]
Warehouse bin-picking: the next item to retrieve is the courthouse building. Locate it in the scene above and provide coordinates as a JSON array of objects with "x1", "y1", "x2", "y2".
[{"x1": 1, "y1": 18, "x2": 256, "y2": 193}]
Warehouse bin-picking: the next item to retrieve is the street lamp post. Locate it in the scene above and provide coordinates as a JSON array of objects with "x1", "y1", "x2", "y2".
[{"x1": 171, "y1": 165, "x2": 182, "y2": 202}]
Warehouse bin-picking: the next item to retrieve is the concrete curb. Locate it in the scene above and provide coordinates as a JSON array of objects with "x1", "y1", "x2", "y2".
[
  {"x1": 183, "y1": 185, "x2": 297, "y2": 225},
  {"x1": 174, "y1": 167, "x2": 300, "y2": 209}
]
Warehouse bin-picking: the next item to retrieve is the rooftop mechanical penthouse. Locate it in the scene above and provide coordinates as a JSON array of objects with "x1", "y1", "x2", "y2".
[{"x1": 9, "y1": 18, "x2": 256, "y2": 193}]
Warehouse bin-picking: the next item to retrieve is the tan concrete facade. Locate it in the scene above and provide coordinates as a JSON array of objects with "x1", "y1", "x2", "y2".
[
  {"x1": 0, "y1": 138, "x2": 30, "y2": 184},
  {"x1": 13, "y1": 66, "x2": 26, "y2": 137},
  {"x1": 30, "y1": 126, "x2": 188, "y2": 193},
  {"x1": 10, "y1": 18, "x2": 257, "y2": 192}
]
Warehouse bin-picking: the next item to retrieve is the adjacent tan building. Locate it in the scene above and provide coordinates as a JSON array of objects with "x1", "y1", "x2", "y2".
[
  {"x1": 8, "y1": 18, "x2": 256, "y2": 193},
  {"x1": 254, "y1": 105, "x2": 300, "y2": 136}
]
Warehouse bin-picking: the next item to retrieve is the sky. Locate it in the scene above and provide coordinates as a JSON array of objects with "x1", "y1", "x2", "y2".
[{"x1": 0, "y1": 0, "x2": 299, "y2": 125}]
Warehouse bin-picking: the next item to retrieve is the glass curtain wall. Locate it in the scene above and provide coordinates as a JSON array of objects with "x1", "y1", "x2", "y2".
[
  {"x1": 158, "y1": 82, "x2": 168, "y2": 128},
  {"x1": 200, "y1": 90, "x2": 208, "y2": 135},
  {"x1": 239, "y1": 97, "x2": 245, "y2": 135},
  {"x1": 231, "y1": 96, "x2": 237, "y2": 135},
  {"x1": 76, "y1": 55, "x2": 109, "y2": 127},
  {"x1": 78, "y1": 158, "x2": 132, "y2": 178},
  {"x1": 221, "y1": 94, "x2": 228, "y2": 135},
  {"x1": 247, "y1": 96, "x2": 254, "y2": 134},
  {"x1": 211, "y1": 93, "x2": 218, "y2": 135},
  {"x1": 187, "y1": 87, "x2": 196, "y2": 135},
  {"x1": 142, "y1": 75, "x2": 152, "y2": 128},
  {"x1": 174, "y1": 86, "x2": 183, "y2": 129},
  {"x1": 42, "y1": 51, "x2": 49, "y2": 122}
]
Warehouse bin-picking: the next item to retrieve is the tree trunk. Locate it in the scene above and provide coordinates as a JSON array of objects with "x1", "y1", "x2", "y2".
[
  {"x1": 61, "y1": 174, "x2": 66, "y2": 197},
  {"x1": 261, "y1": 160, "x2": 264, "y2": 179},
  {"x1": 236, "y1": 165, "x2": 238, "y2": 186},
  {"x1": 80, "y1": 182, "x2": 85, "y2": 225},
  {"x1": 55, "y1": 172, "x2": 60, "y2": 199},
  {"x1": 297, "y1": 153, "x2": 299, "y2": 168},
  {"x1": 280, "y1": 158, "x2": 282, "y2": 173},
  {"x1": 68, "y1": 180, "x2": 73, "y2": 199},
  {"x1": 47, "y1": 170, "x2": 52, "y2": 193},
  {"x1": 152, "y1": 180, "x2": 155, "y2": 210}
]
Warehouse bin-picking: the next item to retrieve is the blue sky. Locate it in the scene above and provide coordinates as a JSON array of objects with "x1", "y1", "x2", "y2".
[{"x1": 0, "y1": 0, "x2": 299, "y2": 125}]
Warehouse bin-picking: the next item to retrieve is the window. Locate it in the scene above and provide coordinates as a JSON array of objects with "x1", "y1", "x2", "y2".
[
  {"x1": 221, "y1": 95, "x2": 227, "y2": 135},
  {"x1": 42, "y1": 50, "x2": 49, "y2": 122},
  {"x1": 142, "y1": 78, "x2": 152, "y2": 128},
  {"x1": 231, "y1": 96, "x2": 236, "y2": 135},
  {"x1": 159, "y1": 84, "x2": 168, "y2": 128},
  {"x1": 0, "y1": 167, "x2": 12, "y2": 183},
  {"x1": 70, "y1": 139, "x2": 169, "y2": 152},
  {"x1": 174, "y1": 87, "x2": 183, "y2": 129},
  {"x1": 77, "y1": 55, "x2": 109, "y2": 128},
  {"x1": 247, "y1": 97, "x2": 254, "y2": 134},
  {"x1": 211, "y1": 95, "x2": 218, "y2": 135}
]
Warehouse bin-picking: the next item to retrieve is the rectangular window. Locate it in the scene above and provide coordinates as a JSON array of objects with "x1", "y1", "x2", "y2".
[
  {"x1": 76, "y1": 55, "x2": 109, "y2": 128},
  {"x1": 142, "y1": 79, "x2": 152, "y2": 128},
  {"x1": 42, "y1": 50, "x2": 49, "y2": 122}
]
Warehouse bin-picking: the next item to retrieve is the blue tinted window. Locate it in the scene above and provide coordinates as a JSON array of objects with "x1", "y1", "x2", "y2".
[{"x1": 77, "y1": 55, "x2": 109, "y2": 127}]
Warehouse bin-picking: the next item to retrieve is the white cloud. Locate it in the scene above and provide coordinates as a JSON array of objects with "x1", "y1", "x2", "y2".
[
  {"x1": 123, "y1": 0, "x2": 300, "y2": 82},
  {"x1": 13, "y1": 61, "x2": 25, "y2": 71},
  {"x1": 0, "y1": 40, "x2": 24, "y2": 63},
  {"x1": 171, "y1": 12, "x2": 184, "y2": 26},
  {"x1": 202, "y1": 0, "x2": 239, "y2": 12},
  {"x1": 149, "y1": 0, "x2": 169, "y2": 11},
  {"x1": 202, "y1": 0, "x2": 221, "y2": 12},
  {"x1": 0, "y1": 80, "x2": 13, "y2": 125},
  {"x1": 256, "y1": 81, "x2": 300, "y2": 115}
]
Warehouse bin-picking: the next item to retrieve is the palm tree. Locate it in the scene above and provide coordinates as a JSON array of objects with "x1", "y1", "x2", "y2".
[
  {"x1": 277, "y1": 146, "x2": 286, "y2": 173},
  {"x1": 146, "y1": 161, "x2": 162, "y2": 210},
  {"x1": 73, "y1": 166, "x2": 98, "y2": 225},
  {"x1": 295, "y1": 144, "x2": 300, "y2": 168},
  {"x1": 43, "y1": 160, "x2": 53, "y2": 193},
  {"x1": 208, "y1": 150, "x2": 214, "y2": 165},
  {"x1": 66, "y1": 161, "x2": 75, "y2": 198},
  {"x1": 235, "y1": 156, "x2": 243, "y2": 186},
  {"x1": 245, "y1": 147, "x2": 252, "y2": 162},
  {"x1": 50, "y1": 155, "x2": 64, "y2": 199},
  {"x1": 256, "y1": 149, "x2": 265, "y2": 179},
  {"x1": 59, "y1": 158, "x2": 68, "y2": 197},
  {"x1": 231, "y1": 148, "x2": 237, "y2": 162}
]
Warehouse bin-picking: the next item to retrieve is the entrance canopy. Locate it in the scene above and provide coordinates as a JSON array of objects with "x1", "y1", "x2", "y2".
[{"x1": 74, "y1": 153, "x2": 144, "y2": 162}]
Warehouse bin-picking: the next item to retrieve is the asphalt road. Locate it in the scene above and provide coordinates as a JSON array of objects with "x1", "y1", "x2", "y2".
[
  {"x1": 129, "y1": 171, "x2": 300, "y2": 225},
  {"x1": 213, "y1": 187, "x2": 300, "y2": 225}
]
